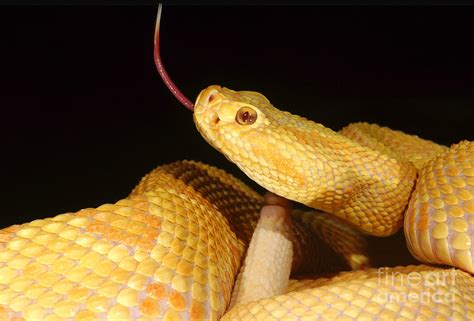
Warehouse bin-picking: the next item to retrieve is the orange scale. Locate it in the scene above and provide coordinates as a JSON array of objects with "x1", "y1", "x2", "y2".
[
  {"x1": 168, "y1": 291, "x2": 187, "y2": 311},
  {"x1": 129, "y1": 211, "x2": 146, "y2": 224},
  {"x1": 107, "y1": 228, "x2": 124, "y2": 242},
  {"x1": 146, "y1": 283, "x2": 167, "y2": 300},
  {"x1": 139, "y1": 298, "x2": 161, "y2": 317},
  {"x1": 135, "y1": 238, "x2": 155, "y2": 252},
  {"x1": 446, "y1": 166, "x2": 461, "y2": 177},
  {"x1": 145, "y1": 216, "x2": 161, "y2": 229},
  {"x1": 122, "y1": 234, "x2": 140, "y2": 247},
  {"x1": 142, "y1": 228, "x2": 159, "y2": 239},
  {"x1": 465, "y1": 201, "x2": 474, "y2": 214},
  {"x1": 86, "y1": 221, "x2": 109, "y2": 234},
  {"x1": 76, "y1": 208, "x2": 96, "y2": 218},
  {"x1": 190, "y1": 301, "x2": 206, "y2": 321},
  {"x1": 134, "y1": 202, "x2": 150, "y2": 212},
  {"x1": 132, "y1": 194, "x2": 148, "y2": 202}
]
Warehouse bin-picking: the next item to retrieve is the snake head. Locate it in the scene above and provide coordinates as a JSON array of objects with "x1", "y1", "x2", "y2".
[
  {"x1": 193, "y1": 85, "x2": 270, "y2": 151},
  {"x1": 153, "y1": 5, "x2": 318, "y2": 199},
  {"x1": 193, "y1": 85, "x2": 326, "y2": 203}
]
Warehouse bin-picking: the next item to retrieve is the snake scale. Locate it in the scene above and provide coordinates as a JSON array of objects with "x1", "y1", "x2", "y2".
[{"x1": 1, "y1": 5, "x2": 473, "y2": 321}]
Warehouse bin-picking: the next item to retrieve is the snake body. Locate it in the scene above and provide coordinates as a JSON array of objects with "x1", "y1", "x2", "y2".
[
  {"x1": 1, "y1": 83, "x2": 473, "y2": 320},
  {"x1": 193, "y1": 85, "x2": 474, "y2": 319},
  {"x1": 1, "y1": 6, "x2": 473, "y2": 319}
]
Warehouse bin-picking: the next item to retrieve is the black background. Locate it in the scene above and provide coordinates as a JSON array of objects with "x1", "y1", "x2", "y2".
[{"x1": 1, "y1": 6, "x2": 473, "y2": 228}]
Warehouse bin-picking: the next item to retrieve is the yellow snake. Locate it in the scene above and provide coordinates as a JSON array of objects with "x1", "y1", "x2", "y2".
[{"x1": 1, "y1": 5, "x2": 473, "y2": 321}]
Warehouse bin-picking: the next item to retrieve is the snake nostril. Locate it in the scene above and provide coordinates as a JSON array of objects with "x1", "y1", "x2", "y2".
[{"x1": 208, "y1": 94, "x2": 216, "y2": 103}]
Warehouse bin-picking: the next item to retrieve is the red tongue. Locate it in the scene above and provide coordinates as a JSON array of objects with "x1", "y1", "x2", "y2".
[{"x1": 154, "y1": 3, "x2": 194, "y2": 111}]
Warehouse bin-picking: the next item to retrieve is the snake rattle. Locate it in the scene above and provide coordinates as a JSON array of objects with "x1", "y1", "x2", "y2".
[{"x1": 0, "y1": 4, "x2": 473, "y2": 321}]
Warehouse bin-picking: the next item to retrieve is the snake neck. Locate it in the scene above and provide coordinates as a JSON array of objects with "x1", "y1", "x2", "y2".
[
  {"x1": 311, "y1": 124, "x2": 419, "y2": 236},
  {"x1": 192, "y1": 85, "x2": 419, "y2": 235},
  {"x1": 236, "y1": 120, "x2": 418, "y2": 236}
]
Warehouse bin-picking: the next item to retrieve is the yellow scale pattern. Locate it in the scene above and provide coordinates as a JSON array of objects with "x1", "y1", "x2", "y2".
[
  {"x1": 339, "y1": 122, "x2": 448, "y2": 170},
  {"x1": 192, "y1": 85, "x2": 474, "y2": 319},
  {"x1": 1, "y1": 84, "x2": 474, "y2": 319},
  {"x1": 194, "y1": 86, "x2": 418, "y2": 237},
  {"x1": 0, "y1": 160, "x2": 372, "y2": 320},
  {"x1": 223, "y1": 265, "x2": 474, "y2": 320},
  {"x1": 0, "y1": 161, "x2": 264, "y2": 320},
  {"x1": 405, "y1": 141, "x2": 474, "y2": 273}
]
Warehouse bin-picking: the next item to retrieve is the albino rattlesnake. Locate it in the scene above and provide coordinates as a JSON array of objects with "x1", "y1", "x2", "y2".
[{"x1": 0, "y1": 5, "x2": 472, "y2": 321}]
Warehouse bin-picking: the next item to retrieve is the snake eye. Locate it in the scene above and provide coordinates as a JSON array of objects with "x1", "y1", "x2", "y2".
[{"x1": 236, "y1": 107, "x2": 257, "y2": 125}]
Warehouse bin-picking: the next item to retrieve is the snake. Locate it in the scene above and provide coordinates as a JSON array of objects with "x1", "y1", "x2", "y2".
[{"x1": 1, "y1": 4, "x2": 473, "y2": 321}]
